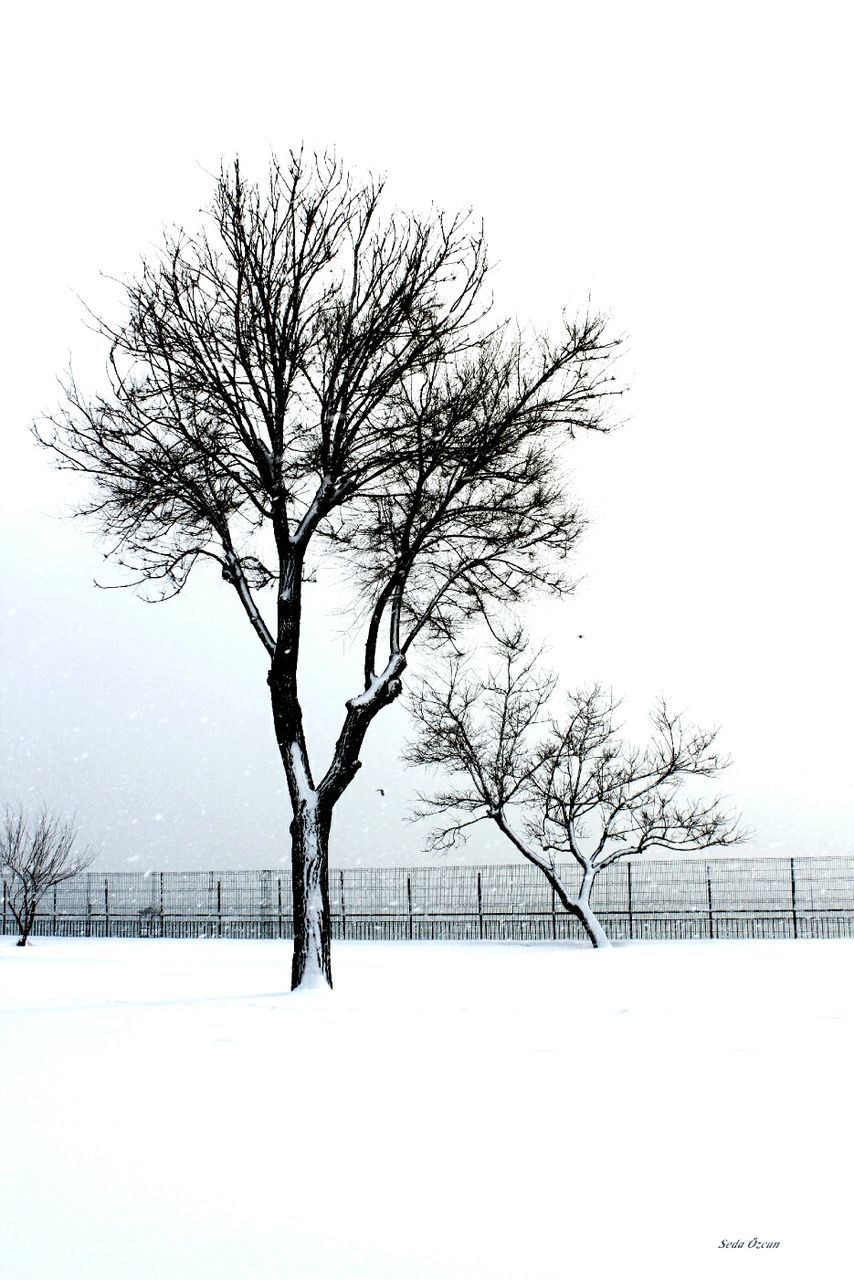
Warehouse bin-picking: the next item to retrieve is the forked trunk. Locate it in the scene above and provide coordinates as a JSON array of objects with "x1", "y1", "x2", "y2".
[
  {"x1": 268, "y1": 630, "x2": 335, "y2": 991},
  {"x1": 289, "y1": 796, "x2": 333, "y2": 990},
  {"x1": 269, "y1": 604, "x2": 404, "y2": 990}
]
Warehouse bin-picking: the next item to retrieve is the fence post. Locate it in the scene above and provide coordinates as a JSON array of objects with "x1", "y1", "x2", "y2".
[
  {"x1": 160, "y1": 871, "x2": 165, "y2": 938},
  {"x1": 53, "y1": 884, "x2": 57, "y2": 936},
  {"x1": 627, "y1": 861, "x2": 634, "y2": 940},
  {"x1": 406, "y1": 873, "x2": 413, "y2": 940},
  {"x1": 217, "y1": 879, "x2": 222, "y2": 938},
  {"x1": 477, "y1": 871, "x2": 484, "y2": 940},
  {"x1": 85, "y1": 873, "x2": 92, "y2": 938},
  {"x1": 340, "y1": 869, "x2": 347, "y2": 940},
  {"x1": 278, "y1": 877, "x2": 283, "y2": 939},
  {"x1": 707, "y1": 863, "x2": 714, "y2": 939},
  {"x1": 790, "y1": 857, "x2": 798, "y2": 939},
  {"x1": 2, "y1": 878, "x2": 6, "y2": 936},
  {"x1": 104, "y1": 876, "x2": 110, "y2": 938}
]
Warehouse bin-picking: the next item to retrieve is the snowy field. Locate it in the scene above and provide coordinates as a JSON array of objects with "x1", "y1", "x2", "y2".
[{"x1": 1, "y1": 937, "x2": 851, "y2": 1279}]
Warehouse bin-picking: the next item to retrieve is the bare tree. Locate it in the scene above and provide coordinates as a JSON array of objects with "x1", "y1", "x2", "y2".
[
  {"x1": 407, "y1": 635, "x2": 745, "y2": 946},
  {"x1": 1, "y1": 808, "x2": 95, "y2": 946},
  {"x1": 35, "y1": 151, "x2": 620, "y2": 988}
]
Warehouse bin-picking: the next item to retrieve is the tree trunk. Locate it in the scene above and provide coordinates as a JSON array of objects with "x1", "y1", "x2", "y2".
[
  {"x1": 289, "y1": 795, "x2": 333, "y2": 990},
  {"x1": 549, "y1": 866, "x2": 611, "y2": 949},
  {"x1": 572, "y1": 868, "x2": 610, "y2": 948},
  {"x1": 10, "y1": 903, "x2": 32, "y2": 947},
  {"x1": 571, "y1": 895, "x2": 610, "y2": 948}
]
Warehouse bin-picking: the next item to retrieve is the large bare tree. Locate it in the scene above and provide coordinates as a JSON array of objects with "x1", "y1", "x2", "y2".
[
  {"x1": 408, "y1": 635, "x2": 745, "y2": 946},
  {"x1": 36, "y1": 152, "x2": 619, "y2": 987},
  {"x1": 1, "y1": 807, "x2": 95, "y2": 946}
]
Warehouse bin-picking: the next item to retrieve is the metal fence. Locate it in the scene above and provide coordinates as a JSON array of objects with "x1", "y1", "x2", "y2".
[{"x1": 3, "y1": 857, "x2": 853, "y2": 942}]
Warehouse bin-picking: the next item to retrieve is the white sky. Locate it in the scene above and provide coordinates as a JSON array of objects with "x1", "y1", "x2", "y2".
[{"x1": 1, "y1": 0, "x2": 852, "y2": 870}]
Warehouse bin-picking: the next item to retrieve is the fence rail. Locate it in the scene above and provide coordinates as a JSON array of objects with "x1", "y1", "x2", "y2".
[{"x1": 3, "y1": 857, "x2": 853, "y2": 943}]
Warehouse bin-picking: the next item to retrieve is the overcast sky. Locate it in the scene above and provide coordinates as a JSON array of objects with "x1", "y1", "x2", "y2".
[{"x1": 1, "y1": 0, "x2": 852, "y2": 871}]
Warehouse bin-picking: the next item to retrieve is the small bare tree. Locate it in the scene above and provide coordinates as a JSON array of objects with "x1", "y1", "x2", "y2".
[
  {"x1": 1, "y1": 808, "x2": 96, "y2": 946},
  {"x1": 35, "y1": 151, "x2": 621, "y2": 988},
  {"x1": 407, "y1": 635, "x2": 745, "y2": 946}
]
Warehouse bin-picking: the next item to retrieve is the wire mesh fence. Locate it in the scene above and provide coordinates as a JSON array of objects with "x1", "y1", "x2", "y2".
[{"x1": 3, "y1": 856, "x2": 853, "y2": 942}]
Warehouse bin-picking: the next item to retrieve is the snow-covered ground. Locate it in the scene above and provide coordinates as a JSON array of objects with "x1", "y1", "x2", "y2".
[{"x1": 0, "y1": 937, "x2": 851, "y2": 1279}]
